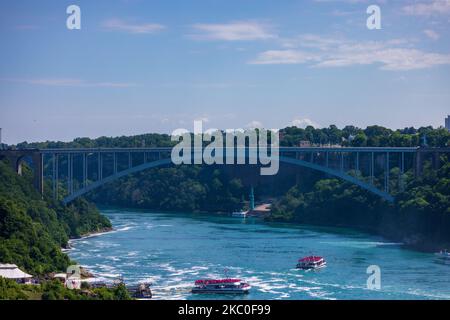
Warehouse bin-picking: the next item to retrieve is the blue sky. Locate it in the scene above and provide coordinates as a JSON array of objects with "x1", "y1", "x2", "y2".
[{"x1": 0, "y1": 0, "x2": 449, "y2": 143}]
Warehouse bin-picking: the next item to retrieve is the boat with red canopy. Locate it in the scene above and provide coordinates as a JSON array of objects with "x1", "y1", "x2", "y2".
[
  {"x1": 296, "y1": 256, "x2": 326, "y2": 270},
  {"x1": 192, "y1": 278, "x2": 251, "y2": 294}
]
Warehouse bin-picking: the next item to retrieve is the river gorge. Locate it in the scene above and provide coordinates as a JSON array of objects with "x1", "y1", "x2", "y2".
[{"x1": 67, "y1": 208, "x2": 450, "y2": 300}]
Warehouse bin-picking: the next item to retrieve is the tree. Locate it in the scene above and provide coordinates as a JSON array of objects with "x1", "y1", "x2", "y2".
[
  {"x1": 114, "y1": 283, "x2": 131, "y2": 300},
  {"x1": 351, "y1": 133, "x2": 368, "y2": 147}
]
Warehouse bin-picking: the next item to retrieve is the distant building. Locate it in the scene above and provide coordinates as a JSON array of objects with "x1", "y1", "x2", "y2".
[
  {"x1": 446, "y1": 115, "x2": 450, "y2": 132},
  {"x1": 0, "y1": 263, "x2": 33, "y2": 284}
]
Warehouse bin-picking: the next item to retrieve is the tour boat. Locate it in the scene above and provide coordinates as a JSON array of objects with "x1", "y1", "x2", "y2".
[
  {"x1": 128, "y1": 283, "x2": 152, "y2": 299},
  {"x1": 192, "y1": 278, "x2": 251, "y2": 294},
  {"x1": 296, "y1": 256, "x2": 327, "y2": 270},
  {"x1": 231, "y1": 211, "x2": 248, "y2": 218},
  {"x1": 435, "y1": 250, "x2": 450, "y2": 259}
]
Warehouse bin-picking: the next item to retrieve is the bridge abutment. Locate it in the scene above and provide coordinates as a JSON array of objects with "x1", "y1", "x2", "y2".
[{"x1": 0, "y1": 150, "x2": 44, "y2": 195}]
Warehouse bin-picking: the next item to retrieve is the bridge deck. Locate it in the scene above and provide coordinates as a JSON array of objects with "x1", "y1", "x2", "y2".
[{"x1": 39, "y1": 147, "x2": 424, "y2": 154}]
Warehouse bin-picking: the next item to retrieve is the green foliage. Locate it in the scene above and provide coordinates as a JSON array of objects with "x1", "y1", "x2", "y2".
[
  {"x1": 40, "y1": 280, "x2": 132, "y2": 300},
  {"x1": 113, "y1": 283, "x2": 132, "y2": 300},
  {"x1": 17, "y1": 133, "x2": 174, "y2": 150},
  {"x1": 271, "y1": 157, "x2": 450, "y2": 250},
  {"x1": 90, "y1": 166, "x2": 246, "y2": 212},
  {"x1": 17, "y1": 124, "x2": 449, "y2": 150},
  {"x1": 280, "y1": 124, "x2": 449, "y2": 147},
  {"x1": 0, "y1": 277, "x2": 28, "y2": 300},
  {"x1": 0, "y1": 278, "x2": 132, "y2": 300},
  {"x1": 0, "y1": 161, "x2": 111, "y2": 275},
  {"x1": 59, "y1": 199, "x2": 112, "y2": 238}
]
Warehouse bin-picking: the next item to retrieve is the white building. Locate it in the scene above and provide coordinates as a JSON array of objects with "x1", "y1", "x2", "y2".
[
  {"x1": 0, "y1": 263, "x2": 33, "y2": 284},
  {"x1": 446, "y1": 115, "x2": 450, "y2": 132}
]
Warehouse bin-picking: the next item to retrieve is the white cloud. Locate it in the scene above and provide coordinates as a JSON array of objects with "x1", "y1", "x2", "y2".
[
  {"x1": 280, "y1": 34, "x2": 346, "y2": 50},
  {"x1": 316, "y1": 47, "x2": 450, "y2": 71},
  {"x1": 102, "y1": 19, "x2": 165, "y2": 34},
  {"x1": 246, "y1": 120, "x2": 264, "y2": 129},
  {"x1": 250, "y1": 35, "x2": 450, "y2": 71},
  {"x1": 190, "y1": 21, "x2": 275, "y2": 41},
  {"x1": 403, "y1": 0, "x2": 450, "y2": 16},
  {"x1": 291, "y1": 118, "x2": 321, "y2": 129},
  {"x1": 424, "y1": 29, "x2": 440, "y2": 40},
  {"x1": 250, "y1": 50, "x2": 317, "y2": 65}
]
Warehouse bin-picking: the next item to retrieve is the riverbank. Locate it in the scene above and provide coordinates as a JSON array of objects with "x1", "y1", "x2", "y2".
[
  {"x1": 266, "y1": 215, "x2": 448, "y2": 253},
  {"x1": 77, "y1": 227, "x2": 114, "y2": 240},
  {"x1": 63, "y1": 227, "x2": 114, "y2": 252}
]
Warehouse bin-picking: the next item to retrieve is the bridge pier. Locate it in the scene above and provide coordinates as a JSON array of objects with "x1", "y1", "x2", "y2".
[
  {"x1": 295, "y1": 152, "x2": 301, "y2": 185},
  {"x1": 114, "y1": 153, "x2": 118, "y2": 174},
  {"x1": 399, "y1": 152, "x2": 405, "y2": 192},
  {"x1": 433, "y1": 152, "x2": 440, "y2": 170},
  {"x1": 385, "y1": 152, "x2": 390, "y2": 193},
  {"x1": 32, "y1": 153, "x2": 44, "y2": 195},
  {"x1": 52, "y1": 154, "x2": 58, "y2": 199},
  {"x1": 371, "y1": 152, "x2": 374, "y2": 185},
  {"x1": 69, "y1": 154, "x2": 73, "y2": 194},
  {"x1": 83, "y1": 153, "x2": 87, "y2": 188},
  {"x1": 415, "y1": 151, "x2": 422, "y2": 177},
  {"x1": 356, "y1": 152, "x2": 360, "y2": 173}
]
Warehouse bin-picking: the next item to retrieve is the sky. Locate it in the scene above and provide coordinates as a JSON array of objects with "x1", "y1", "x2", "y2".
[{"x1": 0, "y1": 0, "x2": 449, "y2": 144}]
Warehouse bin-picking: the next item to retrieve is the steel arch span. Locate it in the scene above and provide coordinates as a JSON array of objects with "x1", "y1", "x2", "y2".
[
  {"x1": 62, "y1": 154, "x2": 394, "y2": 204},
  {"x1": 6, "y1": 146, "x2": 442, "y2": 205},
  {"x1": 63, "y1": 158, "x2": 172, "y2": 204},
  {"x1": 278, "y1": 156, "x2": 394, "y2": 202}
]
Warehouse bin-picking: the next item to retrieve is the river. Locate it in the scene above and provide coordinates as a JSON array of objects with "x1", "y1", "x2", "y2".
[{"x1": 67, "y1": 208, "x2": 450, "y2": 300}]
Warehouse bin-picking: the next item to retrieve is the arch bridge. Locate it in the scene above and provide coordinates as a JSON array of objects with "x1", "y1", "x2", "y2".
[{"x1": 1, "y1": 147, "x2": 449, "y2": 204}]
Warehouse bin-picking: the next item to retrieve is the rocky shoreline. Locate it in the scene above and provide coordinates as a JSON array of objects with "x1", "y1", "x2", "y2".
[{"x1": 63, "y1": 227, "x2": 114, "y2": 250}]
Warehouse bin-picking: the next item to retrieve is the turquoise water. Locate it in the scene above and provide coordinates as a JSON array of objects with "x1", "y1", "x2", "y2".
[{"x1": 68, "y1": 209, "x2": 450, "y2": 300}]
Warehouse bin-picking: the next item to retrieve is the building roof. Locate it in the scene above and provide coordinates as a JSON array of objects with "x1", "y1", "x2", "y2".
[{"x1": 0, "y1": 263, "x2": 33, "y2": 279}]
